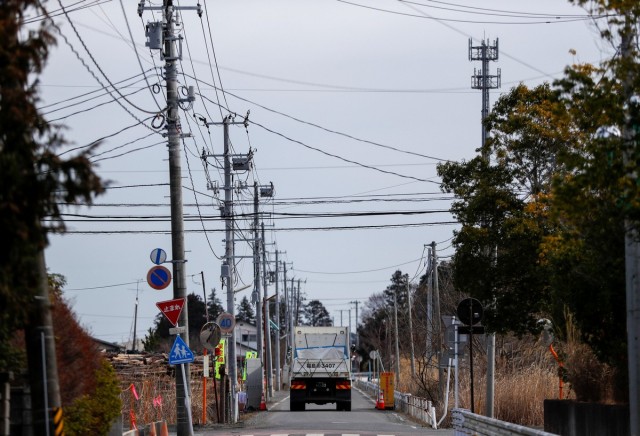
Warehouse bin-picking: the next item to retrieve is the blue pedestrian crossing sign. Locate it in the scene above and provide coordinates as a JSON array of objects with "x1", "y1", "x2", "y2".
[{"x1": 169, "y1": 335, "x2": 195, "y2": 365}]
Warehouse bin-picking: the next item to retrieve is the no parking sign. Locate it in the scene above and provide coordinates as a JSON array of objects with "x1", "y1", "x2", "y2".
[{"x1": 147, "y1": 265, "x2": 172, "y2": 290}]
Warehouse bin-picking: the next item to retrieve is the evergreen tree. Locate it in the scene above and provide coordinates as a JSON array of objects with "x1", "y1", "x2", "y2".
[
  {"x1": 207, "y1": 287, "x2": 224, "y2": 321},
  {"x1": 301, "y1": 300, "x2": 332, "y2": 326},
  {"x1": 236, "y1": 295, "x2": 255, "y2": 323},
  {"x1": 0, "y1": 0, "x2": 104, "y2": 371}
]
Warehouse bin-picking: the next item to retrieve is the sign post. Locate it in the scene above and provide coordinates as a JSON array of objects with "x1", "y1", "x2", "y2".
[{"x1": 456, "y1": 298, "x2": 484, "y2": 414}]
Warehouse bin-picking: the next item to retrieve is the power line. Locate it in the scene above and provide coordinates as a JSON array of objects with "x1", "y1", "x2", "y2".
[
  {"x1": 294, "y1": 256, "x2": 426, "y2": 275},
  {"x1": 53, "y1": 221, "x2": 458, "y2": 234},
  {"x1": 337, "y1": 0, "x2": 600, "y2": 24}
]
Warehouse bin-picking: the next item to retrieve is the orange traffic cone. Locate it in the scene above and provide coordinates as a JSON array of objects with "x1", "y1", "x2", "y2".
[
  {"x1": 259, "y1": 391, "x2": 267, "y2": 411},
  {"x1": 148, "y1": 422, "x2": 157, "y2": 436},
  {"x1": 376, "y1": 391, "x2": 385, "y2": 410},
  {"x1": 159, "y1": 420, "x2": 169, "y2": 436}
]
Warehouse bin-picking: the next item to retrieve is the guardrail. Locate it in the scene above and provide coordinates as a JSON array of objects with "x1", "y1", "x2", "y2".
[
  {"x1": 355, "y1": 376, "x2": 559, "y2": 435},
  {"x1": 452, "y1": 409, "x2": 559, "y2": 436},
  {"x1": 353, "y1": 378, "x2": 438, "y2": 428}
]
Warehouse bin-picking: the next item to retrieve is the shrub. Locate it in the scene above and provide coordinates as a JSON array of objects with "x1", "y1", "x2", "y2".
[{"x1": 65, "y1": 359, "x2": 121, "y2": 436}]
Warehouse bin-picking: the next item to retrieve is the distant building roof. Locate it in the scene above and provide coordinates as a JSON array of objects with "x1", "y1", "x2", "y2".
[{"x1": 92, "y1": 337, "x2": 124, "y2": 353}]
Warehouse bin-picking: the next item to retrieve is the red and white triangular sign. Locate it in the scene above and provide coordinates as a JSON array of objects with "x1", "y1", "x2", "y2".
[{"x1": 156, "y1": 298, "x2": 186, "y2": 327}]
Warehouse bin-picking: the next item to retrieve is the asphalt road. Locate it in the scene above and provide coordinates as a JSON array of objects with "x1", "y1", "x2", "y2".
[{"x1": 188, "y1": 387, "x2": 453, "y2": 436}]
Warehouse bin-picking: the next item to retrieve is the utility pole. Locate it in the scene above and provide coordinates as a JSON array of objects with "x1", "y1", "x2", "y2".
[
  {"x1": 426, "y1": 246, "x2": 433, "y2": 356},
  {"x1": 393, "y1": 285, "x2": 400, "y2": 386},
  {"x1": 253, "y1": 184, "x2": 263, "y2": 366},
  {"x1": 291, "y1": 277, "x2": 296, "y2": 346},
  {"x1": 406, "y1": 278, "x2": 416, "y2": 377},
  {"x1": 138, "y1": 2, "x2": 201, "y2": 432},
  {"x1": 200, "y1": 113, "x2": 251, "y2": 422},
  {"x1": 274, "y1": 250, "x2": 281, "y2": 390},
  {"x1": 132, "y1": 282, "x2": 139, "y2": 352},
  {"x1": 261, "y1": 223, "x2": 273, "y2": 398},
  {"x1": 25, "y1": 251, "x2": 62, "y2": 435},
  {"x1": 351, "y1": 301, "x2": 359, "y2": 347},
  {"x1": 469, "y1": 37, "x2": 500, "y2": 419},
  {"x1": 222, "y1": 117, "x2": 236, "y2": 423},
  {"x1": 620, "y1": 17, "x2": 640, "y2": 436},
  {"x1": 296, "y1": 279, "x2": 303, "y2": 326},
  {"x1": 282, "y1": 261, "x2": 289, "y2": 360},
  {"x1": 431, "y1": 242, "x2": 443, "y2": 397}
]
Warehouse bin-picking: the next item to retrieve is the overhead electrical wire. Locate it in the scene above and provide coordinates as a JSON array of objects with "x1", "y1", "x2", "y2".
[
  {"x1": 294, "y1": 256, "x2": 426, "y2": 275},
  {"x1": 57, "y1": 117, "x2": 156, "y2": 157},
  {"x1": 249, "y1": 118, "x2": 441, "y2": 185},
  {"x1": 118, "y1": 0, "x2": 165, "y2": 111},
  {"x1": 25, "y1": 0, "x2": 111, "y2": 24},
  {"x1": 54, "y1": 221, "x2": 458, "y2": 234},
  {"x1": 186, "y1": 74, "x2": 449, "y2": 162},
  {"x1": 47, "y1": 2, "x2": 159, "y2": 132},
  {"x1": 182, "y1": 137, "x2": 224, "y2": 260},
  {"x1": 396, "y1": 0, "x2": 608, "y2": 19},
  {"x1": 45, "y1": 86, "x2": 150, "y2": 124},
  {"x1": 337, "y1": 0, "x2": 602, "y2": 24},
  {"x1": 400, "y1": 0, "x2": 613, "y2": 18},
  {"x1": 56, "y1": 209, "x2": 451, "y2": 221},
  {"x1": 39, "y1": 70, "x2": 155, "y2": 114},
  {"x1": 55, "y1": 0, "x2": 162, "y2": 116},
  {"x1": 91, "y1": 140, "x2": 164, "y2": 163}
]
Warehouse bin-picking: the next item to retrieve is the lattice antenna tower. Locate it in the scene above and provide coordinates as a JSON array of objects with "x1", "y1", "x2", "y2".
[{"x1": 469, "y1": 38, "x2": 501, "y2": 152}]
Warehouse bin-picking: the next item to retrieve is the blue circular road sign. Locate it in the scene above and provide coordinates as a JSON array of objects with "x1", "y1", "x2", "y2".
[{"x1": 150, "y1": 248, "x2": 167, "y2": 265}]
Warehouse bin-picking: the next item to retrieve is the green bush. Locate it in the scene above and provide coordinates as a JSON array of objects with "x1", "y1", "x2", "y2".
[{"x1": 65, "y1": 359, "x2": 121, "y2": 436}]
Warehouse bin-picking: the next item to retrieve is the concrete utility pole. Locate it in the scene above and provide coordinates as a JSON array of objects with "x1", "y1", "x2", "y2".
[
  {"x1": 274, "y1": 250, "x2": 281, "y2": 390},
  {"x1": 223, "y1": 118, "x2": 238, "y2": 421},
  {"x1": 282, "y1": 261, "x2": 289, "y2": 358},
  {"x1": 138, "y1": 2, "x2": 200, "y2": 432},
  {"x1": 620, "y1": 17, "x2": 640, "y2": 436},
  {"x1": 426, "y1": 246, "x2": 433, "y2": 356},
  {"x1": 25, "y1": 251, "x2": 62, "y2": 435},
  {"x1": 291, "y1": 277, "x2": 296, "y2": 345},
  {"x1": 261, "y1": 223, "x2": 273, "y2": 398},
  {"x1": 469, "y1": 37, "x2": 500, "y2": 419},
  {"x1": 393, "y1": 286, "x2": 401, "y2": 385},
  {"x1": 253, "y1": 184, "x2": 263, "y2": 366},
  {"x1": 200, "y1": 114, "x2": 252, "y2": 422},
  {"x1": 407, "y1": 278, "x2": 416, "y2": 377},
  {"x1": 431, "y1": 242, "x2": 443, "y2": 396},
  {"x1": 351, "y1": 300, "x2": 359, "y2": 347}
]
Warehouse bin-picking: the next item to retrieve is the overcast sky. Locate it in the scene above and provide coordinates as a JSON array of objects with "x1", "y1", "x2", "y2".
[{"x1": 37, "y1": 0, "x2": 609, "y2": 345}]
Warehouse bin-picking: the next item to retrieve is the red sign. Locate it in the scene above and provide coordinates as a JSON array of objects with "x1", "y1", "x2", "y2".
[{"x1": 155, "y1": 298, "x2": 185, "y2": 327}]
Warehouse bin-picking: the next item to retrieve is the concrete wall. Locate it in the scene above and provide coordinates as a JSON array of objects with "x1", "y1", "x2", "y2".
[{"x1": 544, "y1": 399, "x2": 629, "y2": 436}]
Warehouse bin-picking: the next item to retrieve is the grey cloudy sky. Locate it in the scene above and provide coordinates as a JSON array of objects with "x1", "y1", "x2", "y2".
[{"x1": 38, "y1": 0, "x2": 609, "y2": 344}]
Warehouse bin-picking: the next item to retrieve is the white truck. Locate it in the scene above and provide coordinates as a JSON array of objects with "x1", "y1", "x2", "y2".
[{"x1": 289, "y1": 326, "x2": 352, "y2": 411}]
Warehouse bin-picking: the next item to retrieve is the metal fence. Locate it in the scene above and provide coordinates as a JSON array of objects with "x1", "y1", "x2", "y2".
[{"x1": 353, "y1": 377, "x2": 438, "y2": 429}]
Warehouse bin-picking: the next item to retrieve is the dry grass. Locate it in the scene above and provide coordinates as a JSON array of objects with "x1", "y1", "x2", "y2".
[{"x1": 398, "y1": 334, "x2": 578, "y2": 428}]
